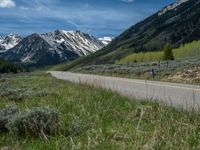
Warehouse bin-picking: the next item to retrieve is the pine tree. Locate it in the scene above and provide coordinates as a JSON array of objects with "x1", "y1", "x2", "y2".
[
  {"x1": 0, "y1": 59, "x2": 23, "y2": 73},
  {"x1": 163, "y1": 43, "x2": 174, "y2": 60}
]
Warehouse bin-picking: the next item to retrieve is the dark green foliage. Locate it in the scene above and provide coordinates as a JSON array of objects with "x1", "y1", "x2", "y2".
[
  {"x1": 0, "y1": 59, "x2": 23, "y2": 74},
  {"x1": 6, "y1": 107, "x2": 60, "y2": 137},
  {"x1": 0, "y1": 106, "x2": 18, "y2": 131},
  {"x1": 163, "y1": 44, "x2": 174, "y2": 60}
]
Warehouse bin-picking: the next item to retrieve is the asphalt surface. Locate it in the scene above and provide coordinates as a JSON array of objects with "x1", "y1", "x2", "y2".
[{"x1": 49, "y1": 71, "x2": 200, "y2": 110}]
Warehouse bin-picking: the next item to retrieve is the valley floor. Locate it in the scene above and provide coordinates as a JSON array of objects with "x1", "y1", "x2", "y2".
[{"x1": 0, "y1": 72, "x2": 200, "y2": 149}]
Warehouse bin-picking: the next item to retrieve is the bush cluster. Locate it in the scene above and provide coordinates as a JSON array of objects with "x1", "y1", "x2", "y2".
[
  {"x1": 0, "y1": 81, "x2": 57, "y2": 101},
  {"x1": 0, "y1": 106, "x2": 18, "y2": 131},
  {"x1": 0, "y1": 106, "x2": 60, "y2": 138}
]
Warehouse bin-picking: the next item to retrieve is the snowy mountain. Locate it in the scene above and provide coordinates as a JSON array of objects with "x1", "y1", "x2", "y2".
[
  {"x1": 98, "y1": 36, "x2": 114, "y2": 46},
  {"x1": 0, "y1": 34, "x2": 23, "y2": 51},
  {"x1": 41, "y1": 30, "x2": 104, "y2": 56},
  {"x1": 0, "y1": 36, "x2": 5, "y2": 50},
  {"x1": 0, "y1": 30, "x2": 105, "y2": 67},
  {"x1": 0, "y1": 36, "x2": 4, "y2": 42}
]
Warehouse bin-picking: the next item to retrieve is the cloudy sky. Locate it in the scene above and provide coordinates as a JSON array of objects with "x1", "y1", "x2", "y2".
[{"x1": 0, "y1": 0, "x2": 175, "y2": 37}]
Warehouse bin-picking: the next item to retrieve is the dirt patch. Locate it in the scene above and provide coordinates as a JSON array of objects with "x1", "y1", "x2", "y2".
[{"x1": 165, "y1": 66, "x2": 200, "y2": 83}]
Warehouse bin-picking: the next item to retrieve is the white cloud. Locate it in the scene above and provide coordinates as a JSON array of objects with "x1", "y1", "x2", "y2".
[
  {"x1": 121, "y1": 0, "x2": 135, "y2": 3},
  {"x1": 0, "y1": 0, "x2": 16, "y2": 8},
  {"x1": 19, "y1": 6, "x2": 29, "y2": 10}
]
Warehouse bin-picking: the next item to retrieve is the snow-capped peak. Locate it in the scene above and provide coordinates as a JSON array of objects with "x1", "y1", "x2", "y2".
[
  {"x1": 41, "y1": 29, "x2": 104, "y2": 56},
  {"x1": 158, "y1": 0, "x2": 189, "y2": 16},
  {"x1": 0, "y1": 33, "x2": 23, "y2": 50},
  {"x1": 99, "y1": 36, "x2": 114, "y2": 46},
  {"x1": 0, "y1": 36, "x2": 4, "y2": 43}
]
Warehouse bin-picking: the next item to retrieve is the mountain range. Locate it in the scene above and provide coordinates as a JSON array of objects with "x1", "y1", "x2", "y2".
[
  {"x1": 66, "y1": 0, "x2": 200, "y2": 68},
  {"x1": 0, "y1": 0, "x2": 199, "y2": 68},
  {"x1": 0, "y1": 30, "x2": 112, "y2": 67}
]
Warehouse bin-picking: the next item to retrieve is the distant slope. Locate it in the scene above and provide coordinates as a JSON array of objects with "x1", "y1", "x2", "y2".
[
  {"x1": 117, "y1": 40, "x2": 200, "y2": 64},
  {"x1": 57, "y1": 0, "x2": 200, "y2": 69}
]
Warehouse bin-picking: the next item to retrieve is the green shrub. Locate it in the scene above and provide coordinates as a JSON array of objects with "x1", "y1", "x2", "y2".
[
  {"x1": 0, "y1": 106, "x2": 18, "y2": 131},
  {"x1": 6, "y1": 107, "x2": 60, "y2": 137},
  {"x1": 163, "y1": 43, "x2": 174, "y2": 60}
]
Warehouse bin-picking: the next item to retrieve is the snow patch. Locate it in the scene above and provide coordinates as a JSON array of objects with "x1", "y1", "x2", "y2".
[
  {"x1": 158, "y1": 0, "x2": 189, "y2": 16},
  {"x1": 99, "y1": 36, "x2": 114, "y2": 46}
]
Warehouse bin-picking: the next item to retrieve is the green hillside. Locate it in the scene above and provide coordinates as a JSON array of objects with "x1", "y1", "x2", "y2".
[{"x1": 117, "y1": 40, "x2": 200, "y2": 64}]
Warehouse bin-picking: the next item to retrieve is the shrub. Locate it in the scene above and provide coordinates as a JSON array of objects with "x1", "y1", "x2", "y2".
[
  {"x1": 0, "y1": 106, "x2": 18, "y2": 131},
  {"x1": 6, "y1": 107, "x2": 60, "y2": 137},
  {"x1": 0, "y1": 86, "x2": 27, "y2": 101},
  {"x1": 163, "y1": 43, "x2": 174, "y2": 60}
]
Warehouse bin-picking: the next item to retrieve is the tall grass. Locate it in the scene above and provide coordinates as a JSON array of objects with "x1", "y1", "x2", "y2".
[
  {"x1": 117, "y1": 41, "x2": 200, "y2": 64},
  {"x1": 1, "y1": 73, "x2": 200, "y2": 149}
]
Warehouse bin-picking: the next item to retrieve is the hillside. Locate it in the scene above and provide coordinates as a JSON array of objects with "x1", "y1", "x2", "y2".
[
  {"x1": 117, "y1": 40, "x2": 200, "y2": 64},
  {"x1": 57, "y1": 0, "x2": 200, "y2": 69}
]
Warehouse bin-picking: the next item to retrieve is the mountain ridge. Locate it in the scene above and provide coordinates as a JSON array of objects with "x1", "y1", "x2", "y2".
[
  {"x1": 0, "y1": 30, "x2": 107, "y2": 67},
  {"x1": 0, "y1": 34, "x2": 23, "y2": 51}
]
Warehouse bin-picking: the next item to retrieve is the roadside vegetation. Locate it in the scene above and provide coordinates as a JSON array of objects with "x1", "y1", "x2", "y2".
[
  {"x1": 0, "y1": 72, "x2": 200, "y2": 149},
  {"x1": 117, "y1": 41, "x2": 200, "y2": 64},
  {"x1": 74, "y1": 56, "x2": 200, "y2": 84}
]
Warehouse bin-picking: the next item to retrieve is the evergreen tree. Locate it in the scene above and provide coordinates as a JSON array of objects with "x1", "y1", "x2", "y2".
[
  {"x1": 0, "y1": 58, "x2": 23, "y2": 74},
  {"x1": 163, "y1": 43, "x2": 174, "y2": 60}
]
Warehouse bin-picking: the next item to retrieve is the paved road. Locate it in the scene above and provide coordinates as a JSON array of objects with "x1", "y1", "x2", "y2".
[{"x1": 49, "y1": 71, "x2": 200, "y2": 110}]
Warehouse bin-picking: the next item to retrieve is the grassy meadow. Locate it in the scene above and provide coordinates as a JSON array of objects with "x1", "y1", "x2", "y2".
[
  {"x1": 0, "y1": 72, "x2": 200, "y2": 149},
  {"x1": 117, "y1": 41, "x2": 200, "y2": 64}
]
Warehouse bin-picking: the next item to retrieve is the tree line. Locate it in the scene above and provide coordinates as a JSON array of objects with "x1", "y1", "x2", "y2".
[{"x1": 0, "y1": 58, "x2": 24, "y2": 74}]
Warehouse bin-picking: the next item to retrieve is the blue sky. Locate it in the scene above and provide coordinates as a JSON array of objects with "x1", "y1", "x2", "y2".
[{"x1": 0, "y1": 0, "x2": 175, "y2": 37}]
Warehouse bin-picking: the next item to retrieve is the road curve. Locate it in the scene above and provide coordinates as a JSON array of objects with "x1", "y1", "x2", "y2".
[{"x1": 49, "y1": 71, "x2": 200, "y2": 110}]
